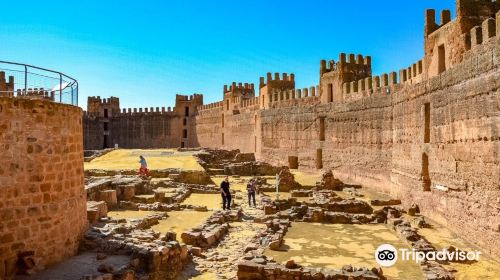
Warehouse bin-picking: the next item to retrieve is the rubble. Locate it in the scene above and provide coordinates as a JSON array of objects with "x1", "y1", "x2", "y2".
[{"x1": 237, "y1": 255, "x2": 387, "y2": 280}]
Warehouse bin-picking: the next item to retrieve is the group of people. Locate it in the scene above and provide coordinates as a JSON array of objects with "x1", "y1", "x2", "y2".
[
  {"x1": 137, "y1": 156, "x2": 259, "y2": 210},
  {"x1": 220, "y1": 176, "x2": 258, "y2": 210}
]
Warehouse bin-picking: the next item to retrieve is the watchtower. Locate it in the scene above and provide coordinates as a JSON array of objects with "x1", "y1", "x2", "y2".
[
  {"x1": 259, "y1": 72, "x2": 295, "y2": 109},
  {"x1": 424, "y1": 0, "x2": 499, "y2": 78},
  {"x1": 222, "y1": 82, "x2": 255, "y2": 112},
  {"x1": 86, "y1": 96, "x2": 120, "y2": 118},
  {"x1": 319, "y1": 53, "x2": 372, "y2": 103},
  {"x1": 0, "y1": 71, "x2": 15, "y2": 97},
  {"x1": 174, "y1": 94, "x2": 203, "y2": 148}
]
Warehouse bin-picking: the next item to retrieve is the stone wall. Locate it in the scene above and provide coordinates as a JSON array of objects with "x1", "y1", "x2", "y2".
[
  {"x1": 83, "y1": 94, "x2": 202, "y2": 150},
  {"x1": 0, "y1": 97, "x2": 88, "y2": 278},
  {"x1": 257, "y1": 34, "x2": 500, "y2": 257},
  {"x1": 86, "y1": 5, "x2": 500, "y2": 257},
  {"x1": 191, "y1": 11, "x2": 500, "y2": 257}
]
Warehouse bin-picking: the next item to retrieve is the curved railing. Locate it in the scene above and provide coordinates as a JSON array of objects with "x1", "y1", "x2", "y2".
[{"x1": 0, "y1": 60, "x2": 78, "y2": 106}]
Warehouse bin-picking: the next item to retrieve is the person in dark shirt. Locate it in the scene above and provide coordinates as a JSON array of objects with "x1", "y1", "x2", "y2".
[
  {"x1": 247, "y1": 179, "x2": 257, "y2": 207},
  {"x1": 220, "y1": 176, "x2": 231, "y2": 210}
]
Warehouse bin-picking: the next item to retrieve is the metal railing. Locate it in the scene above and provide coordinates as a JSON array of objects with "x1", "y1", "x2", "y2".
[{"x1": 0, "y1": 60, "x2": 78, "y2": 106}]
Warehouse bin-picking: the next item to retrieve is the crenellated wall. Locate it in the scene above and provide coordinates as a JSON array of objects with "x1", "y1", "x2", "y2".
[
  {"x1": 84, "y1": 4, "x2": 500, "y2": 257},
  {"x1": 83, "y1": 94, "x2": 202, "y2": 149},
  {"x1": 254, "y1": 16, "x2": 500, "y2": 257},
  {"x1": 190, "y1": 9, "x2": 500, "y2": 257}
]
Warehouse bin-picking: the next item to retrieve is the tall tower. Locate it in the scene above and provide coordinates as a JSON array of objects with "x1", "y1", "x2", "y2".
[{"x1": 319, "y1": 53, "x2": 372, "y2": 104}]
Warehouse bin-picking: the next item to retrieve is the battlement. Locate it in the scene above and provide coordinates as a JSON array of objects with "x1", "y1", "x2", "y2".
[
  {"x1": 425, "y1": 9, "x2": 453, "y2": 36},
  {"x1": 223, "y1": 82, "x2": 255, "y2": 94},
  {"x1": 88, "y1": 96, "x2": 120, "y2": 105},
  {"x1": 399, "y1": 60, "x2": 424, "y2": 84},
  {"x1": 269, "y1": 85, "x2": 319, "y2": 104},
  {"x1": 0, "y1": 71, "x2": 15, "y2": 97},
  {"x1": 259, "y1": 72, "x2": 295, "y2": 89},
  {"x1": 15, "y1": 88, "x2": 56, "y2": 101},
  {"x1": 341, "y1": 70, "x2": 398, "y2": 103},
  {"x1": 197, "y1": 101, "x2": 224, "y2": 112},
  {"x1": 240, "y1": 96, "x2": 259, "y2": 109},
  {"x1": 466, "y1": 11, "x2": 499, "y2": 50},
  {"x1": 175, "y1": 93, "x2": 204, "y2": 102},
  {"x1": 321, "y1": 53, "x2": 372, "y2": 75},
  {"x1": 118, "y1": 106, "x2": 177, "y2": 116},
  {"x1": 456, "y1": 0, "x2": 500, "y2": 20}
]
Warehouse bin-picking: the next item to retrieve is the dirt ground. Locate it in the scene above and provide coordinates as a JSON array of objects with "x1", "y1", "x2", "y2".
[{"x1": 84, "y1": 149, "x2": 204, "y2": 171}]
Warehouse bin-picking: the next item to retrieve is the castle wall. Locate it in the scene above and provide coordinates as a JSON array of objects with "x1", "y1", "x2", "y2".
[
  {"x1": 0, "y1": 97, "x2": 87, "y2": 278},
  {"x1": 81, "y1": 6, "x2": 500, "y2": 258},
  {"x1": 83, "y1": 113, "x2": 103, "y2": 150},
  {"x1": 222, "y1": 109, "x2": 259, "y2": 153},
  {"x1": 193, "y1": 101, "x2": 259, "y2": 153},
  {"x1": 391, "y1": 34, "x2": 500, "y2": 257},
  {"x1": 193, "y1": 104, "x2": 224, "y2": 148},
  {"x1": 255, "y1": 33, "x2": 500, "y2": 257},
  {"x1": 83, "y1": 94, "x2": 202, "y2": 149},
  {"x1": 109, "y1": 113, "x2": 182, "y2": 148}
]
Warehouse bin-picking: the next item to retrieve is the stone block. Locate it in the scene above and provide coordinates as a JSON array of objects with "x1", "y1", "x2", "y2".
[{"x1": 99, "y1": 190, "x2": 118, "y2": 209}]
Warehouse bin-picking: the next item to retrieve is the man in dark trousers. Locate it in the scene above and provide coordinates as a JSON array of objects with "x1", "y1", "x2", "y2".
[
  {"x1": 220, "y1": 176, "x2": 231, "y2": 210},
  {"x1": 247, "y1": 178, "x2": 257, "y2": 207}
]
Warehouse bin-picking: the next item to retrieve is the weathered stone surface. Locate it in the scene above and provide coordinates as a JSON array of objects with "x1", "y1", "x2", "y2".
[
  {"x1": 0, "y1": 97, "x2": 88, "y2": 279},
  {"x1": 316, "y1": 170, "x2": 343, "y2": 190},
  {"x1": 237, "y1": 255, "x2": 386, "y2": 280},
  {"x1": 180, "y1": 210, "x2": 241, "y2": 248},
  {"x1": 276, "y1": 167, "x2": 301, "y2": 192},
  {"x1": 87, "y1": 201, "x2": 108, "y2": 224},
  {"x1": 224, "y1": 161, "x2": 281, "y2": 176},
  {"x1": 233, "y1": 152, "x2": 256, "y2": 162},
  {"x1": 371, "y1": 199, "x2": 402, "y2": 206}
]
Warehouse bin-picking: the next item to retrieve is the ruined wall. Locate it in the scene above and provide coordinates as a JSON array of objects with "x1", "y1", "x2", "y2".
[{"x1": 0, "y1": 97, "x2": 87, "y2": 278}]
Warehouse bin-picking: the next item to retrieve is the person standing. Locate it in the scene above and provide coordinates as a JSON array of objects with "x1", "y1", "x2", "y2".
[
  {"x1": 138, "y1": 155, "x2": 149, "y2": 177},
  {"x1": 247, "y1": 179, "x2": 257, "y2": 207},
  {"x1": 220, "y1": 177, "x2": 231, "y2": 210}
]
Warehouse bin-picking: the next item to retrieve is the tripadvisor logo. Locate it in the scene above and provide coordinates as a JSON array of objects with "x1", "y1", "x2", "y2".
[
  {"x1": 375, "y1": 244, "x2": 481, "y2": 267},
  {"x1": 375, "y1": 244, "x2": 397, "y2": 267}
]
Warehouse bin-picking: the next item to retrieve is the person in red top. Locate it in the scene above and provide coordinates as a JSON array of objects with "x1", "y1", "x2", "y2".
[{"x1": 138, "y1": 155, "x2": 150, "y2": 177}]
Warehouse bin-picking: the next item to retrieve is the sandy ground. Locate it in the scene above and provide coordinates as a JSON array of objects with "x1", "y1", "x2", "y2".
[
  {"x1": 290, "y1": 170, "x2": 322, "y2": 187},
  {"x1": 176, "y1": 202, "x2": 266, "y2": 280},
  {"x1": 107, "y1": 210, "x2": 162, "y2": 220},
  {"x1": 265, "y1": 222, "x2": 424, "y2": 280},
  {"x1": 417, "y1": 217, "x2": 500, "y2": 279},
  {"x1": 151, "y1": 211, "x2": 213, "y2": 239},
  {"x1": 84, "y1": 149, "x2": 204, "y2": 171},
  {"x1": 82, "y1": 149, "x2": 499, "y2": 279}
]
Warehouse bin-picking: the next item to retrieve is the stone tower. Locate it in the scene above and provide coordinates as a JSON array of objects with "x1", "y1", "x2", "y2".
[
  {"x1": 258, "y1": 72, "x2": 295, "y2": 109},
  {"x1": 319, "y1": 53, "x2": 372, "y2": 104}
]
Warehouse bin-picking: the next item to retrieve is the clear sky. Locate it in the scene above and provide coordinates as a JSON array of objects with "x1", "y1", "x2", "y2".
[{"x1": 0, "y1": 0, "x2": 455, "y2": 109}]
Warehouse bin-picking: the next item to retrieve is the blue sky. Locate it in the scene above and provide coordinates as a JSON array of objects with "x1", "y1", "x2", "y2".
[{"x1": 0, "y1": 0, "x2": 455, "y2": 109}]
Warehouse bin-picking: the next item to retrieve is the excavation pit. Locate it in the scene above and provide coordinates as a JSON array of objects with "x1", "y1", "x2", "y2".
[{"x1": 264, "y1": 222, "x2": 423, "y2": 279}]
